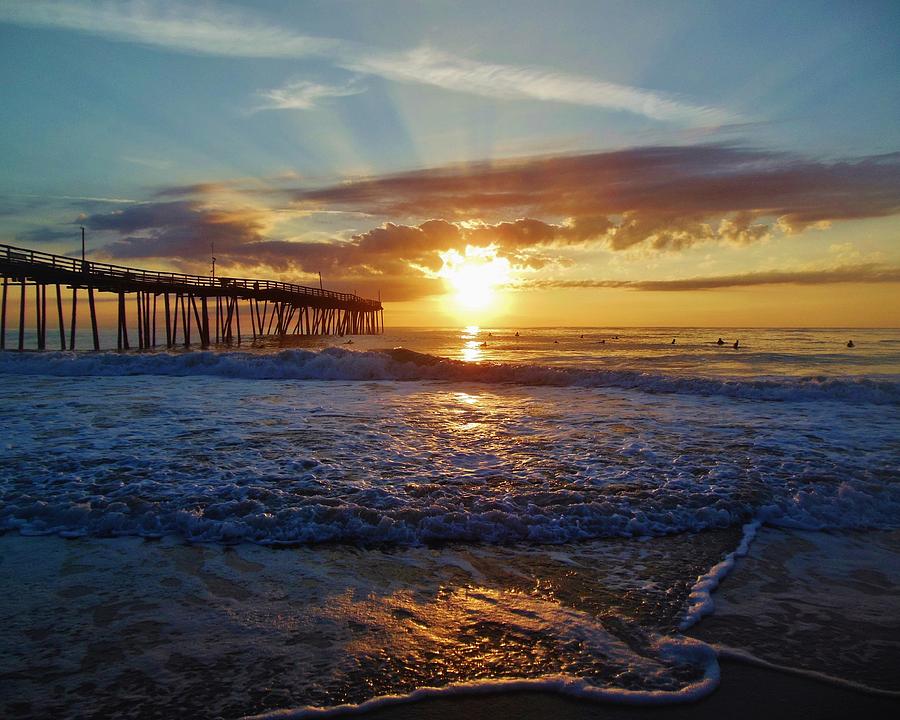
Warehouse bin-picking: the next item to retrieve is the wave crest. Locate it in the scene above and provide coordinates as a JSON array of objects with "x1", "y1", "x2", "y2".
[{"x1": 1, "y1": 347, "x2": 897, "y2": 404}]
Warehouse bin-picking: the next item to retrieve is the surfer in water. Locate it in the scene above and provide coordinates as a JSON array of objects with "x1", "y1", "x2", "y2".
[
  {"x1": 717, "y1": 338, "x2": 725, "y2": 345},
  {"x1": 847, "y1": 340, "x2": 855, "y2": 348},
  {"x1": 733, "y1": 339, "x2": 740, "y2": 349},
  {"x1": 671, "y1": 338, "x2": 676, "y2": 345}
]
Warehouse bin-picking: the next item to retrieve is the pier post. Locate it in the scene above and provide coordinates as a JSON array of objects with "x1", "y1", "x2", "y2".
[
  {"x1": 0, "y1": 276, "x2": 7, "y2": 349},
  {"x1": 88, "y1": 287, "x2": 99, "y2": 350},
  {"x1": 136, "y1": 291, "x2": 144, "y2": 349},
  {"x1": 144, "y1": 291, "x2": 151, "y2": 347},
  {"x1": 117, "y1": 291, "x2": 129, "y2": 350},
  {"x1": 152, "y1": 293, "x2": 157, "y2": 347},
  {"x1": 235, "y1": 296, "x2": 241, "y2": 344},
  {"x1": 201, "y1": 296, "x2": 210, "y2": 346},
  {"x1": 69, "y1": 287, "x2": 77, "y2": 350},
  {"x1": 18, "y1": 280, "x2": 25, "y2": 350},
  {"x1": 181, "y1": 293, "x2": 189, "y2": 346},
  {"x1": 164, "y1": 293, "x2": 172, "y2": 347},
  {"x1": 55, "y1": 284, "x2": 65, "y2": 350},
  {"x1": 35, "y1": 283, "x2": 44, "y2": 350}
]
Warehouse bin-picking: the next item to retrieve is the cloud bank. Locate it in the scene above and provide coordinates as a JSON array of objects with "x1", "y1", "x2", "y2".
[
  {"x1": 522, "y1": 265, "x2": 900, "y2": 292},
  {"x1": 44, "y1": 143, "x2": 900, "y2": 301},
  {"x1": 284, "y1": 145, "x2": 900, "y2": 250}
]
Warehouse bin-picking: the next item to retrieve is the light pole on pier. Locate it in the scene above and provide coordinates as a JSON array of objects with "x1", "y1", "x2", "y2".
[
  {"x1": 81, "y1": 226, "x2": 85, "y2": 263},
  {"x1": 211, "y1": 241, "x2": 216, "y2": 279}
]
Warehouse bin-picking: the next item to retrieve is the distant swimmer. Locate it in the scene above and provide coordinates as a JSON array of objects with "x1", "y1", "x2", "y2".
[
  {"x1": 733, "y1": 339, "x2": 740, "y2": 349},
  {"x1": 515, "y1": 331, "x2": 520, "y2": 337},
  {"x1": 598, "y1": 339, "x2": 605, "y2": 344},
  {"x1": 580, "y1": 334, "x2": 584, "y2": 339},
  {"x1": 671, "y1": 338, "x2": 676, "y2": 345},
  {"x1": 488, "y1": 332, "x2": 492, "y2": 337},
  {"x1": 847, "y1": 340, "x2": 855, "y2": 348},
  {"x1": 717, "y1": 338, "x2": 725, "y2": 345},
  {"x1": 554, "y1": 340, "x2": 559, "y2": 344}
]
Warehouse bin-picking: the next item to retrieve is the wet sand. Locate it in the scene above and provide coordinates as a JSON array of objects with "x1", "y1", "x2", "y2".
[{"x1": 358, "y1": 660, "x2": 898, "y2": 720}]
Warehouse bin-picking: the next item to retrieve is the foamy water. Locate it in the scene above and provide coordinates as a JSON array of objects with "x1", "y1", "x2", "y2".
[{"x1": 1, "y1": 327, "x2": 898, "y2": 717}]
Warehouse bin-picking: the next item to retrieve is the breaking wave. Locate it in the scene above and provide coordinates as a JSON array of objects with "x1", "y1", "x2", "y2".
[{"x1": 1, "y1": 347, "x2": 898, "y2": 404}]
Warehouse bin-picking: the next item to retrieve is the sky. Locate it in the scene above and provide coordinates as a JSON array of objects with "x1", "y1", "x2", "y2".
[{"x1": 1, "y1": 0, "x2": 898, "y2": 327}]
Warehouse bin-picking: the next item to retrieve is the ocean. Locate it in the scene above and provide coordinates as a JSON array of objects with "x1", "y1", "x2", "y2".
[{"x1": 1, "y1": 327, "x2": 898, "y2": 718}]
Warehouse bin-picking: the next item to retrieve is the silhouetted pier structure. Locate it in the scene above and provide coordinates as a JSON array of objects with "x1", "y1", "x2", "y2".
[{"x1": 0, "y1": 243, "x2": 383, "y2": 351}]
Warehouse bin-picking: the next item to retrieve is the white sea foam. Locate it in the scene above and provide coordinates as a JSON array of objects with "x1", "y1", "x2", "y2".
[
  {"x1": 679, "y1": 520, "x2": 761, "y2": 630},
  {"x1": 243, "y1": 638, "x2": 719, "y2": 719},
  {"x1": 1, "y1": 348, "x2": 898, "y2": 404},
  {"x1": 1, "y1": 370, "x2": 897, "y2": 546}
]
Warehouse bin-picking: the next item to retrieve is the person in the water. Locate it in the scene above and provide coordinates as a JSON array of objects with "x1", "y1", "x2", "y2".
[
  {"x1": 671, "y1": 338, "x2": 676, "y2": 344},
  {"x1": 733, "y1": 339, "x2": 740, "y2": 349},
  {"x1": 847, "y1": 340, "x2": 855, "y2": 348},
  {"x1": 717, "y1": 338, "x2": 725, "y2": 345},
  {"x1": 514, "y1": 331, "x2": 519, "y2": 337}
]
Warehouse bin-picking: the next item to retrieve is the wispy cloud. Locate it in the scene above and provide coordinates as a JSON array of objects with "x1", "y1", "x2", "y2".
[
  {"x1": 0, "y1": 0, "x2": 337, "y2": 58},
  {"x1": 347, "y1": 47, "x2": 731, "y2": 124},
  {"x1": 0, "y1": 1, "x2": 731, "y2": 123},
  {"x1": 251, "y1": 79, "x2": 365, "y2": 113},
  {"x1": 522, "y1": 265, "x2": 900, "y2": 291}
]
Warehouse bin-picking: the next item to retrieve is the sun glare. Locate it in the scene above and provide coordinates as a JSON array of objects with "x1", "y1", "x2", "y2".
[{"x1": 438, "y1": 246, "x2": 511, "y2": 313}]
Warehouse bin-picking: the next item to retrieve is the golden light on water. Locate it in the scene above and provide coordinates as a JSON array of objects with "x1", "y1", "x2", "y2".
[
  {"x1": 461, "y1": 341, "x2": 483, "y2": 363},
  {"x1": 460, "y1": 325, "x2": 484, "y2": 362}
]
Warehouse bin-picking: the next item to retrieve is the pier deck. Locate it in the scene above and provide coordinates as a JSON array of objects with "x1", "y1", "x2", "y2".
[{"x1": 0, "y1": 243, "x2": 383, "y2": 350}]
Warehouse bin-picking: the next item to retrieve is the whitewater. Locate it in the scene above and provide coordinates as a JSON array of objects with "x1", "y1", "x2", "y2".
[{"x1": 1, "y1": 326, "x2": 898, "y2": 718}]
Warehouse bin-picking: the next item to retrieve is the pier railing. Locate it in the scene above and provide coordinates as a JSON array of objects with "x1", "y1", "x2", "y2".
[{"x1": 0, "y1": 242, "x2": 378, "y2": 308}]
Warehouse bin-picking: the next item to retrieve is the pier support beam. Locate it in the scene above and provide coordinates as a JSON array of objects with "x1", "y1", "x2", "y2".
[
  {"x1": 55, "y1": 284, "x2": 65, "y2": 350},
  {"x1": 69, "y1": 287, "x2": 77, "y2": 350},
  {"x1": 18, "y1": 280, "x2": 25, "y2": 350},
  {"x1": 88, "y1": 288, "x2": 99, "y2": 350},
  {"x1": 164, "y1": 293, "x2": 172, "y2": 347},
  {"x1": 0, "y1": 276, "x2": 7, "y2": 350}
]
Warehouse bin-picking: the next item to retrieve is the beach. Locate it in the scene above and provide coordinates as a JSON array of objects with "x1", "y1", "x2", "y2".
[{"x1": 1, "y1": 327, "x2": 898, "y2": 718}]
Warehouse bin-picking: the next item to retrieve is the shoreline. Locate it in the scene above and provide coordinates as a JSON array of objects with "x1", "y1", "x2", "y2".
[{"x1": 346, "y1": 658, "x2": 898, "y2": 720}]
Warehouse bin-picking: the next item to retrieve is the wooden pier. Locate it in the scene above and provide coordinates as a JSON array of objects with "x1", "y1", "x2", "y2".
[{"x1": 0, "y1": 243, "x2": 383, "y2": 351}]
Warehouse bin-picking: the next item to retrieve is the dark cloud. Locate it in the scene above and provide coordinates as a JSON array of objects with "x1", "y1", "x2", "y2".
[
  {"x1": 88, "y1": 202, "x2": 579, "y2": 291},
  {"x1": 287, "y1": 145, "x2": 900, "y2": 250},
  {"x1": 14, "y1": 227, "x2": 80, "y2": 244},
  {"x1": 85, "y1": 202, "x2": 454, "y2": 301},
  {"x1": 521, "y1": 264, "x2": 900, "y2": 291},
  {"x1": 87, "y1": 201, "x2": 266, "y2": 260},
  {"x1": 154, "y1": 182, "x2": 236, "y2": 198}
]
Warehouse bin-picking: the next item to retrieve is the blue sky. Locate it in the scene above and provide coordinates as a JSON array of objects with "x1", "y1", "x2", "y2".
[{"x1": 1, "y1": 0, "x2": 898, "y2": 325}]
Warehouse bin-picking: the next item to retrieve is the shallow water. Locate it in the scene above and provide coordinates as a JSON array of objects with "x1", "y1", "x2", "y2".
[{"x1": 0, "y1": 327, "x2": 898, "y2": 717}]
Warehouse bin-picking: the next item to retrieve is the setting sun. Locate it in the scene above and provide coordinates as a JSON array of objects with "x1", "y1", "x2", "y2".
[{"x1": 438, "y1": 246, "x2": 511, "y2": 312}]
